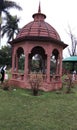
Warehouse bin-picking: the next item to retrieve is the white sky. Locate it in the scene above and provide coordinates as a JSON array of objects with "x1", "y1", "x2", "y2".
[{"x1": 2, "y1": 0, "x2": 77, "y2": 58}]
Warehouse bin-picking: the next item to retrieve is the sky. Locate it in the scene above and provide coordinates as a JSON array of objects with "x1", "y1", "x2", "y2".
[{"x1": 2, "y1": 0, "x2": 77, "y2": 58}]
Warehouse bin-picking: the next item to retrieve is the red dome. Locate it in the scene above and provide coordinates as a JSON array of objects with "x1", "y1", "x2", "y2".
[
  {"x1": 16, "y1": 5, "x2": 60, "y2": 41},
  {"x1": 16, "y1": 21, "x2": 60, "y2": 40},
  {"x1": 16, "y1": 6, "x2": 60, "y2": 40}
]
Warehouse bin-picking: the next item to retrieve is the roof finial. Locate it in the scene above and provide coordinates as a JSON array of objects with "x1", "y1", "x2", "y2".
[{"x1": 38, "y1": 1, "x2": 41, "y2": 13}]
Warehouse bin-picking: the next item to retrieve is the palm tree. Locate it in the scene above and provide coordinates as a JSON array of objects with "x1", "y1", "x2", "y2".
[
  {"x1": 0, "y1": 0, "x2": 22, "y2": 45},
  {"x1": 1, "y1": 14, "x2": 20, "y2": 42}
]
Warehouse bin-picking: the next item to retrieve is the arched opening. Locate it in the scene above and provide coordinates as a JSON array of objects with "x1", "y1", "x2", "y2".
[
  {"x1": 14, "y1": 47, "x2": 25, "y2": 73},
  {"x1": 31, "y1": 54, "x2": 43, "y2": 72},
  {"x1": 29, "y1": 46, "x2": 46, "y2": 74},
  {"x1": 50, "y1": 49, "x2": 59, "y2": 74}
]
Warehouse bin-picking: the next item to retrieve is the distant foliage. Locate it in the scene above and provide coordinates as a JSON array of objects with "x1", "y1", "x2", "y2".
[{"x1": 0, "y1": 45, "x2": 12, "y2": 67}]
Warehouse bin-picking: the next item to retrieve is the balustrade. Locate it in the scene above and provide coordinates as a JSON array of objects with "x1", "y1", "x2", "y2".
[
  {"x1": 12, "y1": 73, "x2": 24, "y2": 80},
  {"x1": 12, "y1": 72, "x2": 60, "y2": 82}
]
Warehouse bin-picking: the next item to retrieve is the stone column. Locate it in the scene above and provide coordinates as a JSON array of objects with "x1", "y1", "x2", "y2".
[
  {"x1": 12, "y1": 51, "x2": 17, "y2": 72},
  {"x1": 59, "y1": 54, "x2": 62, "y2": 76},
  {"x1": 56, "y1": 57, "x2": 59, "y2": 74},
  {"x1": 11, "y1": 47, "x2": 14, "y2": 73},
  {"x1": 12, "y1": 53, "x2": 14, "y2": 73},
  {"x1": 24, "y1": 52, "x2": 28, "y2": 81},
  {"x1": 14, "y1": 54, "x2": 18, "y2": 72},
  {"x1": 46, "y1": 54, "x2": 51, "y2": 82},
  {"x1": 12, "y1": 48, "x2": 18, "y2": 73}
]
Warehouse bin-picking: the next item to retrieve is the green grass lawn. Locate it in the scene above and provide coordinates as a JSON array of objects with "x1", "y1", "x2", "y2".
[{"x1": 0, "y1": 86, "x2": 77, "y2": 130}]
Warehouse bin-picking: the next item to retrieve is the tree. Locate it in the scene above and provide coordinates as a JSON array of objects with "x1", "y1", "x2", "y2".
[
  {"x1": 0, "y1": 0, "x2": 22, "y2": 44},
  {"x1": 64, "y1": 25, "x2": 77, "y2": 72},
  {"x1": 1, "y1": 14, "x2": 20, "y2": 42},
  {"x1": 0, "y1": 45, "x2": 12, "y2": 67},
  {"x1": 67, "y1": 26, "x2": 77, "y2": 56}
]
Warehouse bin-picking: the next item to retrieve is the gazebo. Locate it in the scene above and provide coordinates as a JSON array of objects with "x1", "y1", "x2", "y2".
[
  {"x1": 9, "y1": 4, "x2": 67, "y2": 91},
  {"x1": 63, "y1": 56, "x2": 77, "y2": 62},
  {"x1": 63, "y1": 56, "x2": 77, "y2": 72}
]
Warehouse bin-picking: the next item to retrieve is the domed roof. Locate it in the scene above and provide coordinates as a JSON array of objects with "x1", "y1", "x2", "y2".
[{"x1": 16, "y1": 4, "x2": 61, "y2": 41}]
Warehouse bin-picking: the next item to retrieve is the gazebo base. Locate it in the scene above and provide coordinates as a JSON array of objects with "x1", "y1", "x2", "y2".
[{"x1": 9, "y1": 79, "x2": 62, "y2": 92}]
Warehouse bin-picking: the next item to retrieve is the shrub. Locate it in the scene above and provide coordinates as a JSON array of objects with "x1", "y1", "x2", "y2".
[
  {"x1": 29, "y1": 72, "x2": 43, "y2": 96},
  {"x1": 1, "y1": 80, "x2": 11, "y2": 91},
  {"x1": 63, "y1": 73, "x2": 74, "y2": 93}
]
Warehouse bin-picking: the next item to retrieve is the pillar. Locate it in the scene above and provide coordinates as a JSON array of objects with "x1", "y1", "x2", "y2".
[
  {"x1": 56, "y1": 57, "x2": 60, "y2": 74},
  {"x1": 24, "y1": 52, "x2": 29, "y2": 81},
  {"x1": 46, "y1": 54, "x2": 51, "y2": 82},
  {"x1": 59, "y1": 54, "x2": 62, "y2": 76}
]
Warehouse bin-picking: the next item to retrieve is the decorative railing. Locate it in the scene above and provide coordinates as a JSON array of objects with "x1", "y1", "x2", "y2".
[
  {"x1": 50, "y1": 74, "x2": 61, "y2": 82},
  {"x1": 12, "y1": 73, "x2": 24, "y2": 80},
  {"x1": 12, "y1": 72, "x2": 61, "y2": 82},
  {"x1": 28, "y1": 73, "x2": 47, "y2": 82}
]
